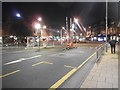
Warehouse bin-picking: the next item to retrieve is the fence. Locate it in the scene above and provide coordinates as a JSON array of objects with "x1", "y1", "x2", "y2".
[{"x1": 96, "y1": 43, "x2": 108, "y2": 62}]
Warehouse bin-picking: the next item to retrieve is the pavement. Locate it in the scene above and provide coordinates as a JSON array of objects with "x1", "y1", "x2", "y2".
[{"x1": 80, "y1": 45, "x2": 119, "y2": 88}]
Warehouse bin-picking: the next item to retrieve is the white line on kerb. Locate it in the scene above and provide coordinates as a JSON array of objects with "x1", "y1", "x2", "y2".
[{"x1": 4, "y1": 55, "x2": 42, "y2": 65}]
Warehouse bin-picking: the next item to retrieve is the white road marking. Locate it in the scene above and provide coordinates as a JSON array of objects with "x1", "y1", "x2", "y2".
[
  {"x1": 24, "y1": 55, "x2": 42, "y2": 60},
  {"x1": 2, "y1": 49, "x2": 36, "y2": 54},
  {"x1": 4, "y1": 60, "x2": 22, "y2": 65},
  {"x1": 32, "y1": 61, "x2": 53, "y2": 66},
  {"x1": 2, "y1": 50, "x2": 26, "y2": 54},
  {"x1": 64, "y1": 65, "x2": 77, "y2": 69},
  {"x1": 4, "y1": 55, "x2": 42, "y2": 65}
]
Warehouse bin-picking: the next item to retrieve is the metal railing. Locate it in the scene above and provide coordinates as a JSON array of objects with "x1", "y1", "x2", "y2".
[{"x1": 96, "y1": 43, "x2": 108, "y2": 62}]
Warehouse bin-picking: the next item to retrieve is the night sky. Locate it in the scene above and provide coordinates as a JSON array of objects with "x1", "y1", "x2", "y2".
[{"x1": 2, "y1": 2, "x2": 107, "y2": 36}]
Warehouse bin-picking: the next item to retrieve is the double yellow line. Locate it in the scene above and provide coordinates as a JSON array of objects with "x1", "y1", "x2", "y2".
[{"x1": 49, "y1": 52, "x2": 96, "y2": 90}]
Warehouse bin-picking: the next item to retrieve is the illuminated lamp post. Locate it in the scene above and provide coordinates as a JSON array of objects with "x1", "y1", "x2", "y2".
[
  {"x1": 60, "y1": 27, "x2": 65, "y2": 45},
  {"x1": 34, "y1": 22, "x2": 41, "y2": 51}
]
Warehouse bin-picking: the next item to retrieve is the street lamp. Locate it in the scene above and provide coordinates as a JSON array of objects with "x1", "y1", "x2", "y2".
[
  {"x1": 43, "y1": 25, "x2": 47, "y2": 29},
  {"x1": 73, "y1": 18, "x2": 79, "y2": 43},
  {"x1": 38, "y1": 17, "x2": 42, "y2": 22},
  {"x1": 34, "y1": 23, "x2": 41, "y2": 30},
  {"x1": 62, "y1": 27, "x2": 65, "y2": 30},
  {"x1": 34, "y1": 17, "x2": 47, "y2": 50},
  {"x1": 16, "y1": 13, "x2": 21, "y2": 18},
  {"x1": 15, "y1": 12, "x2": 22, "y2": 47},
  {"x1": 57, "y1": 30, "x2": 60, "y2": 33},
  {"x1": 60, "y1": 27, "x2": 65, "y2": 45},
  {"x1": 34, "y1": 22, "x2": 41, "y2": 51},
  {"x1": 74, "y1": 18, "x2": 78, "y2": 23}
]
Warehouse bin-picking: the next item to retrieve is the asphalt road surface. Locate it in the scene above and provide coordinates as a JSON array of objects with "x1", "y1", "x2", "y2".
[{"x1": 1, "y1": 43, "x2": 102, "y2": 89}]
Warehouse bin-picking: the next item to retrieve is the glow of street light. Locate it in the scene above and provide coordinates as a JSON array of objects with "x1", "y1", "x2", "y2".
[
  {"x1": 62, "y1": 27, "x2": 65, "y2": 30},
  {"x1": 16, "y1": 13, "x2": 21, "y2": 18},
  {"x1": 38, "y1": 17, "x2": 42, "y2": 21},
  {"x1": 88, "y1": 26, "x2": 91, "y2": 28},
  {"x1": 74, "y1": 18, "x2": 78, "y2": 23},
  {"x1": 34, "y1": 23, "x2": 41, "y2": 30},
  {"x1": 43, "y1": 25, "x2": 46, "y2": 29}
]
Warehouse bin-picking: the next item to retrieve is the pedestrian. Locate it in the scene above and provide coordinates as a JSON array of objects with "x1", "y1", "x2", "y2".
[{"x1": 109, "y1": 37, "x2": 117, "y2": 54}]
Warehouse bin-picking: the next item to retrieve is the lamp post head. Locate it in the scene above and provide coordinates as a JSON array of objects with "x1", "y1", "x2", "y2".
[
  {"x1": 38, "y1": 17, "x2": 42, "y2": 22},
  {"x1": 43, "y1": 25, "x2": 46, "y2": 29},
  {"x1": 62, "y1": 27, "x2": 65, "y2": 30},
  {"x1": 34, "y1": 23, "x2": 41, "y2": 30},
  {"x1": 74, "y1": 18, "x2": 78, "y2": 23},
  {"x1": 16, "y1": 13, "x2": 21, "y2": 18}
]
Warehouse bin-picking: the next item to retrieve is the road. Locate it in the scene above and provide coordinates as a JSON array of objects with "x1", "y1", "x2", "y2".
[{"x1": 1, "y1": 43, "x2": 103, "y2": 89}]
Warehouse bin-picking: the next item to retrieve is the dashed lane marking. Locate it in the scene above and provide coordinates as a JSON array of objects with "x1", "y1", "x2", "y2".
[
  {"x1": 0, "y1": 70, "x2": 20, "y2": 78},
  {"x1": 64, "y1": 65, "x2": 77, "y2": 69},
  {"x1": 32, "y1": 61, "x2": 53, "y2": 67},
  {"x1": 32, "y1": 62, "x2": 43, "y2": 66},
  {"x1": 4, "y1": 55, "x2": 42, "y2": 65},
  {"x1": 43, "y1": 61, "x2": 53, "y2": 65}
]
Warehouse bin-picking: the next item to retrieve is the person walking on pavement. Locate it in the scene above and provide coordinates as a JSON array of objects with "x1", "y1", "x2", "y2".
[{"x1": 109, "y1": 37, "x2": 117, "y2": 54}]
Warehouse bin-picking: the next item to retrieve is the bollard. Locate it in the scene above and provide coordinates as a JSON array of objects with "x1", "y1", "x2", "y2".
[
  {"x1": 96, "y1": 47, "x2": 98, "y2": 59},
  {"x1": 106, "y1": 43, "x2": 108, "y2": 52},
  {"x1": 53, "y1": 41, "x2": 54, "y2": 47}
]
